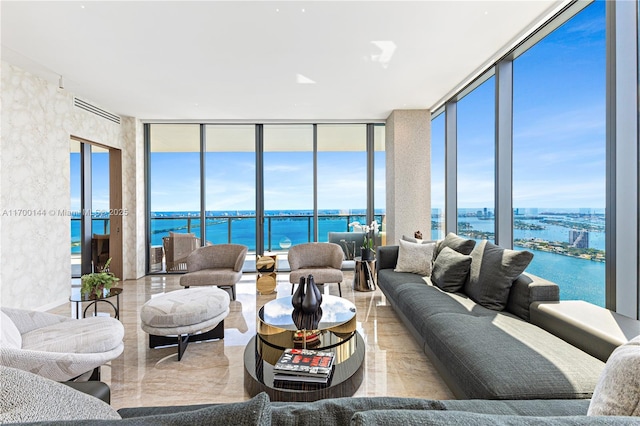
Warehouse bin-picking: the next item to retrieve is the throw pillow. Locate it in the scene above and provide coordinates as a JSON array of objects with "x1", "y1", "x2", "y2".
[
  {"x1": 588, "y1": 335, "x2": 640, "y2": 416},
  {"x1": 463, "y1": 240, "x2": 533, "y2": 311},
  {"x1": 431, "y1": 246, "x2": 472, "y2": 292},
  {"x1": 394, "y1": 239, "x2": 436, "y2": 276},
  {"x1": 0, "y1": 366, "x2": 121, "y2": 423},
  {"x1": 117, "y1": 392, "x2": 271, "y2": 425},
  {"x1": 0, "y1": 311, "x2": 22, "y2": 349},
  {"x1": 432, "y1": 232, "x2": 476, "y2": 262}
]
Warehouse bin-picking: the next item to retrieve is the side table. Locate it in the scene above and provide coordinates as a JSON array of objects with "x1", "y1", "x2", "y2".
[
  {"x1": 70, "y1": 287, "x2": 122, "y2": 320},
  {"x1": 256, "y1": 253, "x2": 278, "y2": 294},
  {"x1": 353, "y1": 257, "x2": 376, "y2": 292}
]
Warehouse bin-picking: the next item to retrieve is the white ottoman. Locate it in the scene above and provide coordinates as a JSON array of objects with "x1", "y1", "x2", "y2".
[{"x1": 140, "y1": 287, "x2": 230, "y2": 361}]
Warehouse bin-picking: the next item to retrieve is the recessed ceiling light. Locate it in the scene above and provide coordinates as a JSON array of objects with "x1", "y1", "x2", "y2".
[
  {"x1": 301, "y1": 8, "x2": 305, "y2": 13},
  {"x1": 296, "y1": 74, "x2": 316, "y2": 84},
  {"x1": 276, "y1": 8, "x2": 279, "y2": 12},
  {"x1": 80, "y1": 4, "x2": 85, "y2": 9},
  {"x1": 370, "y1": 41, "x2": 397, "y2": 69}
]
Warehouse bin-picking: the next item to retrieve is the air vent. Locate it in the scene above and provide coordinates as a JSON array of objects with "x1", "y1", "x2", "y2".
[{"x1": 73, "y1": 98, "x2": 121, "y2": 124}]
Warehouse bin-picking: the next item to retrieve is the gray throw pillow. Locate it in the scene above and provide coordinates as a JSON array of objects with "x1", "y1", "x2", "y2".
[
  {"x1": 588, "y1": 335, "x2": 640, "y2": 416},
  {"x1": 0, "y1": 366, "x2": 121, "y2": 423},
  {"x1": 463, "y1": 240, "x2": 533, "y2": 311},
  {"x1": 431, "y1": 246, "x2": 472, "y2": 292},
  {"x1": 432, "y1": 233, "x2": 476, "y2": 262},
  {"x1": 394, "y1": 239, "x2": 436, "y2": 276}
]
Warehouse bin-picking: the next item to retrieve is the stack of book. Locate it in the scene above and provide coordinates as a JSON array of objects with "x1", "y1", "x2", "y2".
[{"x1": 273, "y1": 348, "x2": 335, "y2": 384}]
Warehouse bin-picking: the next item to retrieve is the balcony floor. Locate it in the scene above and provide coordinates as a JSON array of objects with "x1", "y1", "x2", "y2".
[{"x1": 49, "y1": 271, "x2": 453, "y2": 409}]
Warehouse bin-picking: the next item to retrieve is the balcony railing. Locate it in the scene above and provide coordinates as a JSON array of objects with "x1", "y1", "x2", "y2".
[{"x1": 148, "y1": 213, "x2": 385, "y2": 252}]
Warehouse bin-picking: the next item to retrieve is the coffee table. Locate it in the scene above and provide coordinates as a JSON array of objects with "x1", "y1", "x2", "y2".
[{"x1": 244, "y1": 295, "x2": 365, "y2": 401}]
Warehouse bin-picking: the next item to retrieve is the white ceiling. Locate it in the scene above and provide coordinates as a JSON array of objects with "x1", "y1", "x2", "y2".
[{"x1": 1, "y1": 1, "x2": 566, "y2": 122}]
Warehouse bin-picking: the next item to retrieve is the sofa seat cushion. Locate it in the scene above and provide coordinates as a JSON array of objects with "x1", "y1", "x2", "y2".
[
  {"x1": 441, "y1": 399, "x2": 590, "y2": 416},
  {"x1": 21, "y1": 316, "x2": 124, "y2": 354},
  {"x1": 351, "y1": 410, "x2": 640, "y2": 426},
  {"x1": 423, "y1": 312, "x2": 605, "y2": 399},
  {"x1": 180, "y1": 268, "x2": 242, "y2": 287}
]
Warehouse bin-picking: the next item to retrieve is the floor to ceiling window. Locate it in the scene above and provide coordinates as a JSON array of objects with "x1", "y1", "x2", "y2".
[
  {"x1": 513, "y1": 1, "x2": 606, "y2": 306},
  {"x1": 149, "y1": 124, "x2": 201, "y2": 272},
  {"x1": 262, "y1": 125, "x2": 314, "y2": 252},
  {"x1": 373, "y1": 124, "x2": 386, "y2": 243},
  {"x1": 456, "y1": 76, "x2": 496, "y2": 242},
  {"x1": 431, "y1": 112, "x2": 445, "y2": 240},
  {"x1": 70, "y1": 140, "x2": 81, "y2": 277},
  {"x1": 205, "y1": 125, "x2": 256, "y2": 250},
  {"x1": 317, "y1": 124, "x2": 367, "y2": 241}
]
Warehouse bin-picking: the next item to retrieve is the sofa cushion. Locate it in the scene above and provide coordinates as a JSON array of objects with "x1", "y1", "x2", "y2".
[
  {"x1": 394, "y1": 239, "x2": 435, "y2": 276},
  {"x1": 588, "y1": 335, "x2": 640, "y2": 416},
  {"x1": 351, "y1": 410, "x2": 640, "y2": 425},
  {"x1": 114, "y1": 393, "x2": 271, "y2": 425},
  {"x1": 441, "y1": 399, "x2": 590, "y2": 416},
  {"x1": 433, "y1": 232, "x2": 476, "y2": 261},
  {"x1": 1, "y1": 310, "x2": 22, "y2": 349},
  {"x1": 21, "y1": 316, "x2": 124, "y2": 354},
  {"x1": 431, "y1": 246, "x2": 472, "y2": 292},
  {"x1": 423, "y1": 312, "x2": 604, "y2": 399},
  {"x1": 0, "y1": 365, "x2": 120, "y2": 423},
  {"x1": 271, "y1": 396, "x2": 444, "y2": 425},
  {"x1": 464, "y1": 240, "x2": 534, "y2": 311}
]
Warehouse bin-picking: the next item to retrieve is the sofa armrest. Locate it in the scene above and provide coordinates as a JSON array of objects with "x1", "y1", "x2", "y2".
[
  {"x1": 1, "y1": 307, "x2": 71, "y2": 334},
  {"x1": 506, "y1": 272, "x2": 559, "y2": 322},
  {"x1": 376, "y1": 246, "x2": 399, "y2": 271}
]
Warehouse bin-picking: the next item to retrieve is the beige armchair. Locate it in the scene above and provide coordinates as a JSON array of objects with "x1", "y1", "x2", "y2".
[
  {"x1": 288, "y1": 243, "x2": 344, "y2": 297},
  {"x1": 0, "y1": 307, "x2": 124, "y2": 382},
  {"x1": 162, "y1": 232, "x2": 200, "y2": 272},
  {"x1": 179, "y1": 244, "x2": 248, "y2": 300}
]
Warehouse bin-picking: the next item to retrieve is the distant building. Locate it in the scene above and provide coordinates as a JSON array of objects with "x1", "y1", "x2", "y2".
[{"x1": 569, "y1": 230, "x2": 589, "y2": 249}]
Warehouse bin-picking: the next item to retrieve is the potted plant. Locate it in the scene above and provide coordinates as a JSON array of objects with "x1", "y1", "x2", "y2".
[
  {"x1": 349, "y1": 220, "x2": 379, "y2": 260},
  {"x1": 81, "y1": 258, "x2": 119, "y2": 298}
]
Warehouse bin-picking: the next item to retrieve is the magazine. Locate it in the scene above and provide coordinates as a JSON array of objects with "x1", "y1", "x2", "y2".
[{"x1": 273, "y1": 348, "x2": 335, "y2": 378}]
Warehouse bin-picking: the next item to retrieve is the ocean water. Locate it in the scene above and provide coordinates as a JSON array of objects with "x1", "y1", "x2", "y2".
[{"x1": 71, "y1": 209, "x2": 606, "y2": 307}]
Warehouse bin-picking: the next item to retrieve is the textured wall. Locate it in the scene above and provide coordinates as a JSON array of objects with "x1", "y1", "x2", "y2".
[
  {"x1": 385, "y1": 110, "x2": 431, "y2": 244},
  {"x1": 1, "y1": 62, "x2": 143, "y2": 310}
]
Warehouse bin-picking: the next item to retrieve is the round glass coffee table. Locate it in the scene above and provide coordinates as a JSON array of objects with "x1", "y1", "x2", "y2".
[{"x1": 244, "y1": 295, "x2": 365, "y2": 401}]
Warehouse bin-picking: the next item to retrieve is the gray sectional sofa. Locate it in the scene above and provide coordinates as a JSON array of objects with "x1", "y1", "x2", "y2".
[
  {"x1": 376, "y1": 240, "x2": 606, "y2": 400},
  {"x1": 3, "y1": 365, "x2": 639, "y2": 425}
]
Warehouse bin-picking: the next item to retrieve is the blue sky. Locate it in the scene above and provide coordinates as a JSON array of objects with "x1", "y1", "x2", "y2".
[
  {"x1": 432, "y1": 0, "x2": 605, "y2": 210},
  {"x1": 74, "y1": 1, "x2": 605, "y2": 214}
]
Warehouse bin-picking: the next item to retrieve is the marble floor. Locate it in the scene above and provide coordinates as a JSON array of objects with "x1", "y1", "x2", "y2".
[{"x1": 50, "y1": 272, "x2": 454, "y2": 410}]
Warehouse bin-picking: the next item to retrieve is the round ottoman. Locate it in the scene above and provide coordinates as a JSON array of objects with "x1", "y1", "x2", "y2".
[{"x1": 140, "y1": 287, "x2": 230, "y2": 361}]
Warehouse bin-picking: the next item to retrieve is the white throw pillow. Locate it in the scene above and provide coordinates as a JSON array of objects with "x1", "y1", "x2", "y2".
[
  {"x1": 0, "y1": 311, "x2": 22, "y2": 349},
  {"x1": 394, "y1": 239, "x2": 436, "y2": 276},
  {"x1": 587, "y1": 334, "x2": 640, "y2": 416}
]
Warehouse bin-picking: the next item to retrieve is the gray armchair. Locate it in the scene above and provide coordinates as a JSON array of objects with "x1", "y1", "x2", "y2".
[
  {"x1": 0, "y1": 307, "x2": 124, "y2": 382},
  {"x1": 179, "y1": 244, "x2": 248, "y2": 300},
  {"x1": 288, "y1": 243, "x2": 344, "y2": 297}
]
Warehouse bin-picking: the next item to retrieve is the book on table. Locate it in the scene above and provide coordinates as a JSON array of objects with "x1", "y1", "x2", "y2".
[{"x1": 273, "y1": 348, "x2": 335, "y2": 382}]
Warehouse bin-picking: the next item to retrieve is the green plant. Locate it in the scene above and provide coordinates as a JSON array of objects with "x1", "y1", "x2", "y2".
[{"x1": 81, "y1": 258, "x2": 119, "y2": 298}]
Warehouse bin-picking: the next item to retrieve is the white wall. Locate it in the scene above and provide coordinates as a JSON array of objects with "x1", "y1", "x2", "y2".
[{"x1": 1, "y1": 62, "x2": 145, "y2": 310}]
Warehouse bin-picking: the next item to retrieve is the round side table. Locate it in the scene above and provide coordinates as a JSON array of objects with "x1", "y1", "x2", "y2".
[{"x1": 353, "y1": 256, "x2": 376, "y2": 292}]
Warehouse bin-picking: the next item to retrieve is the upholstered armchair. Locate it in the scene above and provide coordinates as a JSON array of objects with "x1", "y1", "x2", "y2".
[
  {"x1": 162, "y1": 232, "x2": 200, "y2": 272},
  {"x1": 179, "y1": 244, "x2": 248, "y2": 300},
  {"x1": 288, "y1": 243, "x2": 344, "y2": 297},
  {"x1": 0, "y1": 307, "x2": 124, "y2": 382}
]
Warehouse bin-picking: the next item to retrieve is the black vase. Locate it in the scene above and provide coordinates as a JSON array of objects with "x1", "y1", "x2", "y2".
[
  {"x1": 292, "y1": 276, "x2": 305, "y2": 310},
  {"x1": 308, "y1": 274, "x2": 322, "y2": 306},
  {"x1": 302, "y1": 275, "x2": 321, "y2": 314},
  {"x1": 361, "y1": 247, "x2": 373, "y2": 261}
]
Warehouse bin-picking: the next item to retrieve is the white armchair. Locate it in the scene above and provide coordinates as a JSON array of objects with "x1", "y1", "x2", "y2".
[{"x1": 0, "y1": 307, "x2": 124, "y2": 381}]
